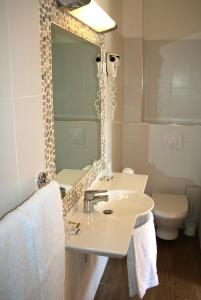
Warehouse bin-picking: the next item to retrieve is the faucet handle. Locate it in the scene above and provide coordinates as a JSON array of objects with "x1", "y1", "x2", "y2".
[
  {"x1": 84, "y1": 190, "x2": 107, "y2": 201},
  {"x1": 84, "y1": 190, "x2": 108, "y2": 213},
  {"x1": 91, "y1": 189, "x2": 107, "y2": 194},
  {"x1": 84, "y1": 190, "x2": 94, "y2": 201}
]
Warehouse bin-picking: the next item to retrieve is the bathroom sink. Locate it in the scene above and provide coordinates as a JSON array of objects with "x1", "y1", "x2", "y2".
[
  {"x1": 94, "y1": 189, "x2": 154, "y2": 216},
  {"x1": 65, "y1": 173, "x2": 152, "y2": 258},
  {"x1": 65, "y1": 189, "x2": 154, "y2": 258}
]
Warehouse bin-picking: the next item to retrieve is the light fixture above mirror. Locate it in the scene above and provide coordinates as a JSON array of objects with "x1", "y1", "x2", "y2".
[
  {"x1": 57, "y1": 0, "x2": 91, "y2": 11},
  {"x1": 57, "y1": 0, "x2": 117, "y2": 33}
]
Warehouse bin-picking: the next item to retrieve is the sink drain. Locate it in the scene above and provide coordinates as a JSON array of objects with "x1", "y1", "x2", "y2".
[{"x1": 103, "y1": 209, "x2": 113, "y2": 215}]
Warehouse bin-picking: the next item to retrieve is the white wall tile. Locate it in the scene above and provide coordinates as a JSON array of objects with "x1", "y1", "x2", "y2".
[
  {"x1": 7, "y1": 0, "x2": 41, "y2": 97},
  {"x1": 170, "y1": 88, "x2": 190, "y2": 118},
  {"x1": 122, "y1": 0, "x2": 201, "y2": 199},
  {"x1": 124, "y1": 87, "x2": 142, "y2": 122},
  {"x1": 190, "y1": 89, "x2": 201, "y2": 120},
  {"x1": 145, "y1": 41, "x2": 172, "y2": 89},
  {"x1": 0, "y1": 99, "x2": 20, "y2": 218},
  {"x1": 0, "y1": 1, "x2": 12, "y2": 99},
  {"x1": 182, "y1": 126, "x2": 201, "y2": 186},
  {"x1": 14, "y1": 96, "x2": 45, "y2": 201},
  {"x1": 148, "y1": 125, "x2": 186, "y2": 179},
  {"x1": 112, "y1": 122, "x2": 123, "y2": 172},
  {"x1": 124, "y1": 38, "x2": 143, "y2": 87},
  {"x1": 171, "y1": 41, "x2": 191, "y2": 89},
  {"x1": 123, "y1": 122, "x2": 150, "y2": 174},
  {"x1": 123, "y1": 123, "x2": 201, "y2": 195},
  {"x1": 143, "y1": 39, "x2": 201, "y2": 123},
  {"x1": 123, "y1": 38, "x2": 143, "y2": 122},
  {"x1": 191, "y1": 40, "x2": 201, "y2": 89}
]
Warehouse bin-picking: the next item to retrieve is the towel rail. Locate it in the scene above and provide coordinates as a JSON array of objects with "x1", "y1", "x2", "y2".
[{"x1": 37, "y1": 172, "x2": 50, "y2": 189}]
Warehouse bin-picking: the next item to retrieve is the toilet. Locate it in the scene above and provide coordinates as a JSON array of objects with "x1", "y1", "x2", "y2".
[{"x1": 152, "y1": 193, "x2": 188, "y2": 240}]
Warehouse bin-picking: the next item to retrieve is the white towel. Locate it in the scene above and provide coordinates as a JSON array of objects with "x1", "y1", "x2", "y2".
[
  {"x1": 19, "y1": 180, "x2": 65, "y2": 300},
  {"x1": 127, "y1": 212, "x2": 158, "y2": 298},
  {"x1": 0, "y1": 208, "x2": 41, "y2": 300}
]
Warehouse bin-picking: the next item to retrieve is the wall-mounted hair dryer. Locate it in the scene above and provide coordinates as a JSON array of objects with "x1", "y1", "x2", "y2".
[
  {"x1": 96, "y1": 55, "x2": 102, "y2": 77},
  {"x1": 106, "y1": 53, "x2": 120, "y2": 78},
  {"x1": 96, "y1": 54, "x2": 107, "y2": 77}
]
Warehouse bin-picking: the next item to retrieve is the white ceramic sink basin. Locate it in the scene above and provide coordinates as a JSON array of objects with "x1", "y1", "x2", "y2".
[
  {"x1": 66, "y1": 174, "x2": 154, "y2": 258},
  {"x1": 94, "y1": 189, "x2": 153, "y2": 216}
]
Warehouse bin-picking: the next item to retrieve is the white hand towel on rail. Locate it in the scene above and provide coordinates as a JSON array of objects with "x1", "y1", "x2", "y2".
[
  {"x1": 0, "y1": 208, "x2": 40, "y2": 300},
  {"x1": 127, "y1": 212, "x2": 158, "y2": 298},
  {"x1": 19, "y1": 180, "x2": 65, "y2": 300}
]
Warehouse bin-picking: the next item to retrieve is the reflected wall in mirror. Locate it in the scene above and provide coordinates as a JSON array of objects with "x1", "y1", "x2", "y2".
[{"x1": 51, "y1": 24, "x2": 101, "y2": 189}]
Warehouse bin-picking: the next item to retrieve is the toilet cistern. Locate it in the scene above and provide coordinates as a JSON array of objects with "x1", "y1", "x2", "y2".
[{"x1": 84, "y1": 190, "x2": 108, "y2": 213}]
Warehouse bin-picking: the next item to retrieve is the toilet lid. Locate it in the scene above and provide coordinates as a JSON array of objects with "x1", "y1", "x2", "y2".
[{"x1": 152, "y1": 193, "x2": 188, "y2": 219}]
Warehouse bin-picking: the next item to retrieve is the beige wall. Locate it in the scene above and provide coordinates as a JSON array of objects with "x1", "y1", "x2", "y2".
[
  {"x1": 0, "y1": 0, "x2": 45, "y2": 218},
  {"x1": 123, "y1": 0, "x2": 143, "y2": 38},
  {"x1": 144, "y1": 0, "x2": 201, "y2": 40},
  {"x1": 122, "y1": 0, "x2": 201, "y2": 195}
]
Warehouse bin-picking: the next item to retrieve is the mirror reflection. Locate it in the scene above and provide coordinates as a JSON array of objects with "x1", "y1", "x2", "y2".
[{"x1": 51, "y1": 24, "x2": 101, "y2": 192}]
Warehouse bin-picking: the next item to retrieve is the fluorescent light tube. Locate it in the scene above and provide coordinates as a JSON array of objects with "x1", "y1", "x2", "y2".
[{"x1": 69, "y1": 0, "x2": 117, "y2": 33}]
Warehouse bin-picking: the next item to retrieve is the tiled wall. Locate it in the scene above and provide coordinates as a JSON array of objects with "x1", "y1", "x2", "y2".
[
  {"x1": 0, "y1": 0, "x2": 45, "y2": 218},
  {"x1": 144, "y1": 39, "x2": 201, "y2": 124},
  {"x1": 123, "y1": 123, "x2": 201, "y2": 195},
  {"x1": 122, "y1": 0, "x2": 201, "y2": 195},
  {"x1": 143, "y1": 0, "x2": 201, "y2": 124}
]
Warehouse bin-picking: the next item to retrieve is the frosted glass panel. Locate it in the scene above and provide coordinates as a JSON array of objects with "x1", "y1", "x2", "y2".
[{"x1": 143, "y1": 0, "x2": 201, "y2": 124}]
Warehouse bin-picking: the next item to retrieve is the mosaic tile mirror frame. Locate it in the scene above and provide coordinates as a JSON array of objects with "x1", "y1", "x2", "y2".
[{"x1": 39, "y1": 0, "x2": 106, "y2": 216}]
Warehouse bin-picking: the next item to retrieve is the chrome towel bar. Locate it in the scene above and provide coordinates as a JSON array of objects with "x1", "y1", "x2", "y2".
[{"x1": 37, "y1": 172, "x2": 50, "y2": 189}]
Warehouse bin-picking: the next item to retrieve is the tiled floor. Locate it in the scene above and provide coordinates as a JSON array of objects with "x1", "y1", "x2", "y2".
[{"x1": 94, "y1": 234, "x2": 201, "y2": 300}]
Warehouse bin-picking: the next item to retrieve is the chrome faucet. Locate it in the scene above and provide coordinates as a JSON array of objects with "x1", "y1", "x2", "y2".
[{"x1": 84, "y1": 190, "x2": 108, "y2": 213}]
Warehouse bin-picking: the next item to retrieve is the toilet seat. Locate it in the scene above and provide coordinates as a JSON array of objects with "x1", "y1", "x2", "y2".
[{"x1": 152, "y1": 193, "x2": 188, "y2": 219}]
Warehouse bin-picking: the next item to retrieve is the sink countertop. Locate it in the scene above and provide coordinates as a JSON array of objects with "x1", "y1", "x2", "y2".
[
  {"x1": 65, "y1": 172, "x2": 151, "y2": 258},
  {"x1": 94, "y1": 172, "x2": 148, "y2": 193}
]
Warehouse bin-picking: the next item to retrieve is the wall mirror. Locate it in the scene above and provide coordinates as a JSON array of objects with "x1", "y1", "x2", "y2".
[
  {"x1": 51, "y1": 24, "x2": 102, "y2": 193},
  {"x1": 40, "y1": 0, "x2": 105, "y2": 213}
]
